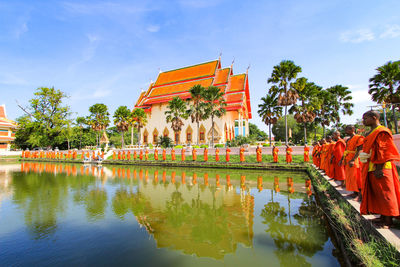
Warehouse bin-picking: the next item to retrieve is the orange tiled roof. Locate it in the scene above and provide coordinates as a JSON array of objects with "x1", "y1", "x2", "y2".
[
  {"x1": 225, "y1": 92, "x2": 244, "y2": 103},
  {"x1": 0, "y1": 118, "x2": 17, "y2": 128},
  {"x1": 214, "y1": 68, "x2": 230, "y2": 85},
  {"x1": 148, "y1": 78, "x2": 214, "y2": 98},
  {"x1": 0, "y1": 106, "x2": 5, "y2": 118},
  {"x1": 154, "y1": 60, "x2": 218, "y2": 86},
  {"x1": 228, "y1": 74, "x2": 246, "y2": 92}
]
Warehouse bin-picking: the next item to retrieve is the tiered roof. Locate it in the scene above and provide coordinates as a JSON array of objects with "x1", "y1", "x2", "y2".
[
  {"x1": 135, "y1": 58, "x2": 252, "y2": 119},
  {"x1": 0, "y1": 105, "x2": 17, "y2": 142}
]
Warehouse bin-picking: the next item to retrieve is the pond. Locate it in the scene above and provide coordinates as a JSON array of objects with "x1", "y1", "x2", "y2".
[{"x1": 0, "y1": 163, "x2": 341, "y2": 266}]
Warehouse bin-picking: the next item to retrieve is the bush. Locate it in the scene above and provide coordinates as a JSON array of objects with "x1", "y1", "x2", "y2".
[
  {"x1": 214, "y1": 144, "x2": 224, "y2": 148},
  {"x1": 227, "y1": 136, "x2": 250, "y2": 147},
  {"x1": 275, "y1": 141, "x2": 282, "y2": 146},
  {"x1": 174, "y1": 145, "x2": 183, "y2": 148},
  {"x1": 158, "y1": 135, "x2": 173, "y2": 148},
  {"x1": 192, "y1": 145, "x2": 200, "y2": 148},
  {"x1": 200, "y1": 145, "x2": 208, "y2": 148},
  {"x1": 148, "y1": 143, "x2": 154, "y2": 149},
  {"x1": 262, "y1": 143, "x2": 270, "y2": 147}
]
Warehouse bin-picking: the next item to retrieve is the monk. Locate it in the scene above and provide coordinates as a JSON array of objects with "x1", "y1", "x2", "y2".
[
  {"x1": 204, "y1": 147, "x2": 208, "y2": 161},
  {"x1": 304, "y1": 144, "x2": 310, "y2": 162},
  {"x1": 139, "y1": 149, "x2": 143, "y2": 160},
  {"x1": 326, "y1": 137, "x2": 336, "y2": 178},
  {"x1": 118, "y1": 151, "x2": 121, "y2": 160},
  {"x1": 341, "y1": 125, "x2": 364, "y2": 199},
  {"x1": 162, "y1": 149, "x2": 166, "y2": 161},
  {"x1": 286, "y1": 145, "x2": 292, "y2": 163},
  {"x1": 330, "y1": 131, "x2": 346, "y2": 185},
  {"x1": 112, "y1": 151, "x2": 116, "y2": 160},
  {"x1": 154, "y1": 149, "x2": 158, "y2": 160},
  {"x1": 256, "y1": 146, "x2": 262, "y2": 162},
  {"x1": 272, "y1": 145, "x2": 279, "y2": 163},
  {"x1": 181, "y1": 148, "x2": 185, "y2": 161},
  {"x1": 127, "y1": 151, "x2": 131, "y2": 160},
  {"x1": 321, "y1": 137, "x2": 333, "y2": 172},
  {"x1": 145, "y1": 148, "x2": 149, "y2": 160},
  {"x1": 171, "y1": 148, "x2": 176, "y2": 161},
  {"x1": 240, "y1": 147, "x2": 245, "y2": 162},
  {"x1": 192, "y1": 148, "x2": 197, "y2": 161},
  {"x1": 226, "y1": 147, "x2": 231, "y2": 162},
  {"x1": 134, "y1": 150, "x2": 137, "y2": 160},
  {"x1": 215, "y1": 148, "x2": 220, "y2": 162},
  {"x1": 360, "y1": 110, "x2": 400, "y2": 228},
  {"x1": 312, "y1": 141, "x2": 320, "y2": 166}
]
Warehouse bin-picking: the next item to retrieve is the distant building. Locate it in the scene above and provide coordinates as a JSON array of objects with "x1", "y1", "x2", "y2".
[
  {"x1": 134, "y1": 58, "x2": 252, "y2": 145},
  {"x1": 0, "y1": 105, "x2": 17, "y2": 151}
]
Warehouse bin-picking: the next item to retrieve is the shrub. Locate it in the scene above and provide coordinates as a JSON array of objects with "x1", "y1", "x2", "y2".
[
  {"x1": 148, "y1": 143, "x2": 154, "y2": 149},
  {"x1": 192, "y1": 145, "x2": 200, "y2": 148},
  {"x1": 275, "y1": 141, "x2": 282, "y2": 146},
  {"x1": 214, "y1": 144, "x2": 224, "y2": 148},
  {"x1": 158, "y1": 135, "x2": 173, "y2": 148},
  {"x1": 262, "y1": 143, "x2": 270, "y2": 147},
  {"x1": 174, "y1": 145, "x2": 183, "y2": 148},
  {"x1": 200, "y1": 145, "x2": 208, "y2": 148}
]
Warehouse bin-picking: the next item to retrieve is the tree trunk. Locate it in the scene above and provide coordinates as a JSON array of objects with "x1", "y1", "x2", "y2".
[
  {"x1": 197, "y1": 120, "x2": 200, "y2": 145},
  {"x1": 285, "y1": 105, "x2": 288, "y2": 145},
  {"x1": 314, "y1": 125, "x2": 317, "y2": 141},
  {"x1": 131, "y1": 126, "x2": 134, "y2": 145},
  {"x1": 303, "y1": 122, "x2": 307, "y2": 145},
  {"x1": 67, "y1": 139, "x2": 70, "y2": 150},
  {"x1": 211, "y1": 115, "x2": 215, "y2": 147},
  {"x1": 323, "y1": 126, "x2": 326, "y2": 138},
  {"x1": 121, "y1": 132, "x2": 124, "y2": 148},
  {"x1": 137, "y1": 127, "x2": 141, "y2": 146},
  {"x1": 269, "y1": 123, "x2": 272, "y2": 146},
  {"x1": 392, "y1": 105, "x2": 398, "y2": 134}
]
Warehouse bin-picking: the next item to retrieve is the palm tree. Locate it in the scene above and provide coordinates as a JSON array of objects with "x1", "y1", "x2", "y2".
[
  {"x1": 75, "y1": 116, "x2": 87, "y2": 149},
  {"x1": 165, "y1": 97, "x2": 189, "y2": 145},
  {"x1": 327, "y1": 85, "x2": 354, "y2": 127},
  {"x1": 188, "y1": 84, "x2": 208, "y2": 145},
  {"x1": 316, "y1": 90, "x2": 335, "y2": 137},
  {"x1": 202, "y1": 86, "x2": 226, "y2": 147},
  {"x1": 268, "y1": 60, "x2": 302, "y2": 145},
  {"x1": 369, "y1": 61, "x2": 400, "y2": 133},
  {"x1": 113, "y1": 106, "x2": 131, "y2": 148},
  {"x1": 258, "y1": 90, "x2": 282, "y2": 146},
  {"x1": 290, "y1": 79, "x2": 322, "y2": 144},
  {"x1": 131, "y1": 108, "x2": 147, "y2": 146},
  {"x1": 87, "y1": 103, "x2": 110, "y2": 147}
]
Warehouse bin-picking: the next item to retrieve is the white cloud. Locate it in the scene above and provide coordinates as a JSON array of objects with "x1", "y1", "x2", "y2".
[
  {"x1": 340, "y1": 29, "x2": 375, "y2": 43},
  {"x1": 14, "y1": 22, "x2": 28, "y2": 39},
  {"x1": 62, "y1": 2, "x2": 153, "y2": 15},
  {"x1": 179, "y1": 0, "x2": 224, "y2": 8},
  {"x1": 0, "y1": 73, "x2": 28, "y2": 85},
  {"x1": 146, "y1": 25, "x2": 160, "y2": 33},
  {"x1": 380, "y1": 24, "x2": 400, "y2": 39},
  {"x1": 350, "y1": 89, "x2": 372, "y2": 104},
  {"x1": 71, "y1": 89, "x2": 111, "y2": 101}
]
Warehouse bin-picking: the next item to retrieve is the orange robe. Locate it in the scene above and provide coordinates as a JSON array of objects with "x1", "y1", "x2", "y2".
[
  {"x1": 286, "y1": 147, "x2": 293, "y2": 163},
  {"x1": 145, "y1": 149, "x2": 149, "y2": 160},
  {"x1": 204, "y1": 148, "x2": 208, "y2": 161},
  {"x1": 154, "y1": 149, "x2": 158, "y2": 160},
  {"x1": 256, "y1": 147, "x2": 262, "y2": 162},
  {"x1": 344, "y1": 135, "x2": 364, "y2": 192},
  {"x1": 304, "y1": 146, "x2": 310, "y2": 162},
  {"x1": 240, "y1": 148, "x2": 245, "y2": 162},
  {"x1": 215, "y1": 148, "x2": 220, "y2": 162},
  {"x1": 332, "y1": 139, "x2": 346, "y2": 181},
  {"x1": 171, "y1": 149, "x2": 176, "y2": 161},
  {"x1": 192, "y1": 148, "x2": 197, "y2": 161},
  {"x1": 312, "y1": 145, "x2": 319, "y2": 166},
  {"x1": 139, "y1": 150, "x2": 143, "y2": 160},
  {"x1": 360, "y1": 126, "x2": 400, "y2": 217},
  {"x1": 162, "y1": 149, "x2": 166, "y2": 160},
  {"x1": 327, "y1": 142, "x2": 336, "y2": 178},
  {"x1": 181, "y1": 148, "x2": 185, "y2": 161},
  {"x1": 226, "y1": 148, "x2": 231, "y2": 162},
  {"x1": 118, "y1": 151, "x2": 121, "y2": 160},
  {"x1": 319, "y1": 144, "x2": 327, "y2": 170},
  {"x1": 134, "y1": 150, "x2": 137, "y2": 160},
  {"x1": 127, "y1": 151, "x2": 131, "y2": 160},
  {"x1": 273, "y1": 147, "x2": 279, "y2": 162}
]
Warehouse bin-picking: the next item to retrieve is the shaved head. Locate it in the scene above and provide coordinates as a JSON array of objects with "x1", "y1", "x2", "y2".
[{"x1": 363, "y1": 110, "x2": 380, "y2": 120}]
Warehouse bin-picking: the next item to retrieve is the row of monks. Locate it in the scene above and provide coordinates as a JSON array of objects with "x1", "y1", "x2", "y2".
[
  {"x1": 312, "y1": 110, "x2": 400, "y2": 228},
  {"x1": 21, "y1": 150, "x2": 105, "y2": 160}
]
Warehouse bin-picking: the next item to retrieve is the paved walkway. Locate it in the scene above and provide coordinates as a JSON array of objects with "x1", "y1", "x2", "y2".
[{"x1": 315, "y1": 166, "x2": 400, "y2": 252}]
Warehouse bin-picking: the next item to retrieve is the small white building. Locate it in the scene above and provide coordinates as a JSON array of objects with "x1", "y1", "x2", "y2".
[
  {"x1": 134, "y1": 58, "x2": 252, "y2": 145},
  {"x1": 0, "y1": 105, "x2": 17, "y2": 151}
]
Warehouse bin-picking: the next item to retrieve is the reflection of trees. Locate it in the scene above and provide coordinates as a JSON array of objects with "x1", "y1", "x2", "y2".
[
  {"x1": 111, "y1": 189, "x2": 148, "y2": 219},
  {"x1": 260, "y1": 192, "x2": 328, "y2": 266}
]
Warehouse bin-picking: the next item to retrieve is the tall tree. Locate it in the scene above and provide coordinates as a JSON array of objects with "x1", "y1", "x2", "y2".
[
  {"x1": 188, "y1": 84, "x2": 208, "y2": 145},
  {"x1": 202, "y1": 86, "x2": 227, "y2": 147},
  {"x1": 369, "y1": 60, "x2": 400, "y2": 133},
  {"x1": 165, "y1": 97, "x2": 189, "y2": 144},
  {"x1": 327, "y1": 85, "x2": 354, "y2": 127},
  {"x1": 87, "y1": 103, "x2": 110, "y2": 147},
  {"x1": 258, "y1": 90, "x2": 282, "y2": 145},
  {"x1": 113, "y1": 106, "x2": 131, "y2": 148},
  {"x1": 131, "y1": 108, "x2": 147, "y2": 146},
  {"x1": 268, "y1": 60, "x2": 302, "y2": 145},
  {"x1": 315, "y1": 90, "x2": 336, "y2": 137}
]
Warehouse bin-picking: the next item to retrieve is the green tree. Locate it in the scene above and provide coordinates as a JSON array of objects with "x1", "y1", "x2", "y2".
[
  {"x1": 158, "y1": 135, "x2": 173, "y2": 148},
  {"x1": 202, "y1": 86, "x2": 227, "y2": 147},
  {"x1": 165, "y1": 97, "x2": 189, "y2": 144},
  {"x1": 327, "y1": 85, "x2": 354, "y2": 127},
  {"x1": 113, "y1": 106, "x2": 131, "y2": 148},
  {"x1": 369, "y1": 60, "x2": 400, "y2": 133},
  {"x1": 132, "y1": 108, "x2": 147, "y2": 146},
  {"x1": 272, "y1": 115, "x2": 297, "y2": 143},
  {"x1": 258, "y1": 90, "x2": 282, "y2": 145},
  {"x1": 87, "y1": 103, "x2": 110, "y2": 147},
  {"x1": 188, "y1": 84, "x2": 208, "y2": 145},
  {"x1": 75, "y1": 116, "x2": 87, "y2": 149},
  {"x1": 248, "y1": 123, "x2": 268, "y2": 141},
  {"x1": 268, "y1": 60, "x2": 302, "y2": 145}
]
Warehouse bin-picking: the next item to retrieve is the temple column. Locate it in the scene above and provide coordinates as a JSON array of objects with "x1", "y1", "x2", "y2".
[
  {"x1": 245, "y1": 119, "x2": 249, "y2": 137},
  {"x1": 238, "y1": 113, "x2": 242, "y2": 136}
]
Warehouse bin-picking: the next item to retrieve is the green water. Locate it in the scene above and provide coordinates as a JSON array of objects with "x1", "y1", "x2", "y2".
[{"x1": 0, "y1": 162, "x2": 340, "y2": 266}]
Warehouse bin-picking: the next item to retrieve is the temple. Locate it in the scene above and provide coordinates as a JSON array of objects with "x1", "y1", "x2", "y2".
[
  {"x1": 0, "y1": 105, "x2": 17, "y2": 151},
  {"x1": 134, "y1": 58, "x2": 252, "y2": 145}
]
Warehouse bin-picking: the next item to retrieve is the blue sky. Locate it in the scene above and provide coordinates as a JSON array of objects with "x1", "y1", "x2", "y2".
[{"x1": 1, "y1": 0, "x2": 400, "y2": 133}]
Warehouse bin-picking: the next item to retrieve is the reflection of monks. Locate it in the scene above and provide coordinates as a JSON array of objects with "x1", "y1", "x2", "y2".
[
  {"x1": 145, "y1": 170, "x2": 149, "y2": 182},
  {"x1": 342, "y1": 125, "x2": 364, "y2": 198},
  {"x1": 331, "y1": 131, "x2": 346, "y2": 184},
  {"x1": 305, "y1": 179, "x2": 312, "y2": 197},
  {"x1": 192, "y1": 148, "x2": 197, "y2": 161},
  {"x1": 171, "y1": 148, "x2": 176, "y2": 161},
  {"x1": 154, "y1": 170, "x2": 158, "y2": 183},
  {"x1": 162, "y1": 149, "x2": 166, "y2": 160},
  {"x1": 274, "y1": 177, "x2": 280, "y2": 192},
  {"x1": 171, "y1": 171, "x2": 176, "y2": 184},
  {"x1": 286, "y1": 145, "x2": 292, "y2": 163},
  {"x1": 204, "y1": 173, "x2": 209, "y2": 186},
  {"x1": 272, "y1": 145, "x2": 279, "y2": 163},
  {"x1": 133, "y1": 169, "x2": 137, "y2": 179},
  {"x1": 162, "y1": 170, "x2": 166, "y2": 183},
  {"x1": 226, "y1": 174, "x2": 231, "y2": 187},
  {"x1": 204, "y1": 148, "x2": 208, "y2": 161},
  {"x1": 154, "y1": 149, "x2": 158, "y2": 160},
  {"x1": 216, "y1": 174, "x2": 220, "y2": 187},
  {"x1": 139, "y1": 169, "x2": 143, "y2": 180},
  {"x1": 304, "y1": 145, "x2": 310, "y2": 162},
  {"x1": 181, "y1": 148, "x2": 186, "y2": 161},
  {"x1": 256, "y1": 146, "x2": 262, "y2": 162},
  {"x1": 240, "y1": 147, "x2": 245, "y2": 162},
  {"x1": 287, "y1": 177, "x2": 294, "y2": 193},
  {"x1": 226, "y1": 148, "x2": 231, "y2": 162},
  {"x1": 139, "y1": 150, "x2": 143, "y2": 160},
  {"x1": 360, "y1": 111, "x2": 400, "y2": 228},
  {"x1": 215, "y1": 148, "x2": 220, "y2": 162},
  {"x1": 181, "y1": 172, "x2": 186, "y2": 184},
  {"x1": 257, "y1": 176, "x2": 263, "y2": 192},
  {"x1": 240, "y1": 175, "x2": 246, "y2": 189},
  {"x1": 193, "y1": 173, "x2": 197, "y2": 184},
  {"x1": 145, "y1": 149, "x2": 149, "y2": 160}
]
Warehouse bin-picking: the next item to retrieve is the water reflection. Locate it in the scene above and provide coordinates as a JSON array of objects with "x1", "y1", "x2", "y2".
[{"x1": 0, "y1": 162, "x2": 337, "y2": 266}]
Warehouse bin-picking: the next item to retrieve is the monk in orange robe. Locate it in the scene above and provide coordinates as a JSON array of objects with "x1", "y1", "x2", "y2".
[
  {"x1": 330, "y1": 131, "x2": 346, "y2": 184},
  {"x1": 122, "y1": 151, "x2": 126, "y2": 160},
  {"x1": 240, "y1": 147, "x2": 245, "y2": 162},
  {"x1": 286, "y1": 145, "x2": 292, "y2": 163},
  {"x1": 256, "y1": 146, "x2": 262, "y2": 162},
  {"x1": 304, "y1": 144, "x2": 310, "y2": 162},
  {"x1": 312, "y1": 142, "x2": 320, "y2": 166},
  {"x1": 226, "y1": 148, "x2": 231, "y2": 162},
  {"x1": 133, "y1": 150, "x2": 137, "y2": 160},
  {"x1": 127, "y1": 151, "x2": 131, "y2": 160},
  {"x1": 162, "y1": 149, "x2": 166, "y2": 160},
  {"x1": 145, "y1": 149, "x2": 149, "y2": 160},
  {"x1": 154, "y1": 149, "x2": 158, "y2": 160},
  {"x1": 171, "y1": 148, "x2": 176, "y2": 161},
  {"x1": 341, "y1": 125, "x2": 364, "y2": 198},
  {"x1": 360, "y1": 110, "x2": 400, "y2": 228},
  {"x1": 204, "y1": 148, "x2": 208, "y2": 161},
  {"x1": 326, "y1": 137, "x2": 336, "y2": 178},
  {"x1": 192, "y1": 148, "x2": 197, "y2": 161},
  {"x1": 139, "y1": 150, "x2": 143, "y2": 160},
  {"x1": 117, "y1": 151, "x2": 121, "y2": 160},
  {"x1": 322, "y1": 137, "x2": 333, "y2": 172},
  {"x1": 215, "y1": 148, "x2": 220, "y2": 162},
  {"x1": 318, "y1": 139, "x2": 327, "y2": 170},
  {"x1": 272, "y1": 145, "x2": 279, "y2": 163},
  {"x1": 181, "y1": 148, "x2": 185, "y2": 161}
]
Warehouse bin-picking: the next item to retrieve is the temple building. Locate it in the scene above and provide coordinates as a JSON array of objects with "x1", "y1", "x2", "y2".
[
  {"x1": 0, "y1": 105, "x2": 17, "y2": 151},
  {"x1": 134, "y1": 58, "x2": 252, "y2": 145}
]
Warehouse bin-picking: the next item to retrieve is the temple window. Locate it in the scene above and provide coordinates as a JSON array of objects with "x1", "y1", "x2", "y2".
[
  {"x1": 200, "y1": 132, "x2": 205, "y2": 141},
  {"x1": 144, "y1": 134, "x2": 148, "y2": 144},
  {"x1": 187, "y1": 132, "x2": 192, "y2": 142},
  {"x1": 153, "y1": 134, "x2": 158, "y2": 144}
]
